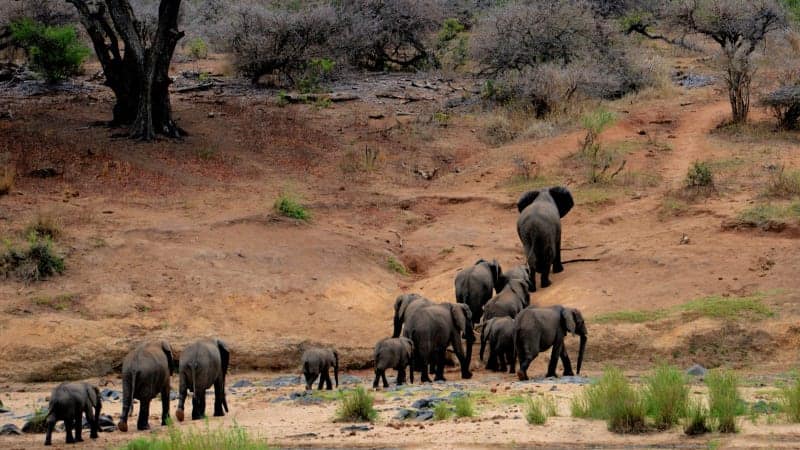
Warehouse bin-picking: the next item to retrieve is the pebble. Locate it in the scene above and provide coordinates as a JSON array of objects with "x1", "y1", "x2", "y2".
[
  {"x1": 0, "y1": 424, "x2": 21, "y2": 435},
  {"x1": 686, "y1": 364, "x2": 707, "y2": 376},
  {"x1": 232, "y1": 379, "x2": 254, "y2": 388}
]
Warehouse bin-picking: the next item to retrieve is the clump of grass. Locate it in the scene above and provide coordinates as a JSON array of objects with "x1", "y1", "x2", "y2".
[
  {"x1": 525, "y1": 395, "x2": 557, "y2": 425},
  {"x1": 273, "y1": 193, "x2": 310, "y2": 221},
  {"x1": 780, "y1": 375, "x2": 800, "y2": 423},
  {"x1": 594, "y1": 309, "x2": 668, "y2": 324},
  {"x1": 644, "y1": 364, "x2": 689, "y2": 430},
  {"x1": 706, "y1": 369, "x2": 741, "y2": 433},
  {"x1": 765, "y1": 165, "x2": 800, "y2": 198},
  {"x1": 335, "y1": 387, "x2": 377, "y2": 423},
  {"x1": 433, "y1": 401, "x2": 452, "y2": 420},
  {"x1": 453, "y1": 394, "x2": 475, "y2": 418},
  {"x1": 571, "y1": 367, "x2": 647, "y2": 433},
  {"x1": 685, "y1": 161, "x2": 714, "y2": 188},
  {"x1": 32, "y1": 293, "x2": 78, "y2": 311},
  {"x1": 25, "y1": 213, "x2": 62, "y2": 240},
  {"x1": 387, "y1": 256, "x2": 408, "y2": 276},
  {"x1": 680, "y1": 295, "x2": 773, "y2": 320},
  {"x1": 481, "y1": 113, "x2": 517, "y2": 146},
  {"x1": 0, "y1": 166, "x2": 14, "y2": 196},
  {"x1": 683, "y1": 398, "x2": 710, "y2": 435},
  {"x1": 22, "y1": 407, "x2": 49, "y2": 433},
  {"x1": 121, "y1": 421, "x2": 268, "y2": 450},
  {"x1": 1, "y1": 234, "x2": 65, "y2": 282},
  {"x1": 737, "y1": 202, "x2": 800, "y2": 227}
]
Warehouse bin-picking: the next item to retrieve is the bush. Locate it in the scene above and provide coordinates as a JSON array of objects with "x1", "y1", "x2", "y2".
[
  {"x1": 387, "y1": 256, "x2": 408, "y2": 276},
  {"x1": 684, "y1": 399, "x2": 711, "y2": 435},
  {"x1": 765, "y1": 165, "x2": 800, "y2": 198},
  {"x1": 121, "y1": 422, "x2": 267, "y2": 450},
  {"x1": 1, "y1": 234, "x2": 65, "y2": 282},
  {"x1": 571, "y1": 367, "x2": 647, "y2": 433},
  {"x1": 781, "y1": 375, "x2": 800, "y2": 422},
  {"x1": 526, "y1": 395, "x2": 557, "y2": 425},
  {"x1": 580, "y1": 108, "x2": 623, "y2": 183},
  {"x1": 481, "y1": 113, "x2": 517, "y2": 146},
  {"x1": 298, "y1": 58, "x2": 336, "y2": 94},
  {"x1": 10, "y1": 18, "x2": 90, "y2": 83},
  {"x1": 433, "y1": 402, "x2": 452, "y2": 420},
  {"x1": 686, "y1": 161, "x2": 714, "y2": 188},
  {"x1": 25, "y1": 213, "x2": 62, "y2": 240},
  {"x1": 273, "y1": 193, "x2": 311, "y2": 221},
  {"x1": 187, "y1": 37, "x2": 209, "y2": 59},
  {"x1": 644, "y1": 364, "x2": 689, "y2": 430},
  {"x1": 706, "y1": 369, "x2": 741, "y2": 433},
  {"x1": 21, "y1": 407, "x2": 49, "y2": 433},
  {"x1": 453, "y1": 394, "x2": 475, "y2": 418},
  {"x1": 335, "y1": 387, "x2": 378, "y2": 423}
]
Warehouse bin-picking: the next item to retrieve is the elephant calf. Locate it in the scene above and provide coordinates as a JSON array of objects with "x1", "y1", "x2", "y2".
[
  {"x1": 44, "y1": 382, "x2": 101, "y2": 446},
  {"x1": 482, "y1": 277, "x2": 532, "y2": 323},
  {"x1": 454, "y1": 259, "x2": 505, "y2": 324},
  {"x1": 392, "y1": 293, "x2": 433, "y2": 338},
  {"x1": 301, "y1": 347, "x2": 339, "y2": 390},
  {"x1": 373, "y1": 337, "x2": 414, "y2": 389},
  {"x1": 515, "y1": 305, "x2": 587, "y2": 381},
  {"x1": 118, "y1": 340, "x2": 177, "y2": 432},
  {"x1": 480, "y1": 317, "x2": 515, "y2": 374},
  {"x1": 176, "y1": 338, "x2": 230, "y2": 422}
]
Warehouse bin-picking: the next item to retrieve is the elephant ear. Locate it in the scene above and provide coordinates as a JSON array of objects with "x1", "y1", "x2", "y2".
[
  {"x1": 561, "y1": 307, "x2": 577, "y2": 335},
  {"x1": 160, "y1": 341, "x2": 176, "y2": 375},
  {"x1": 517, "y1": 190, "x2": 540, "y2": 213},
  {"x1": 549, "y1": 186, "x2": 574, "y2": 218},
  {"x1": 216, "y1": 339, "x2": 230, "y2": 375},
  {"x1": 490, "y1": 259, "x2": 503, "y2": 288},
  {"x1": 449, "y1": 303, "x2": 468, "y2": 334},
  {"x1": 572, "y1": 309, "x2": 587, "y2": 336}
]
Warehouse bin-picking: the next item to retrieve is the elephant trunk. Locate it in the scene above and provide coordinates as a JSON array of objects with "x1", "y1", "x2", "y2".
[
  {"x1": 479, "y1": 328, "x2": 487, "y2": 362},
  {"x1": 392, "y1": 316, "x2": 402, "y2": 339},
  {"x1": 576, "y1": 335, "x2": 587, "y2": 376}
]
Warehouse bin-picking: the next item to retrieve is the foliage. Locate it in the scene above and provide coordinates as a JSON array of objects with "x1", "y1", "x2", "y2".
[
  {"x1": 120, "y1": 421, "x2": 268, "y2": 450},
  {"x1": 594, "y1": 309, "x2": 668, "y2": 324},
  {"x1": 335, "y1": 387, "x2": 378, "y2": 422},
  {"x1": 580, "y1": 108, "x2": 623, "y2": 184},
  {"x1": 780, "y1": 375, "x2": 800, "y2": 422},
  {"x1": 571, "y1": 367, "x2": 647, "y2": 433},
  {"x1": 684, "y1": 398, "x2": 711, "y2": 435},
  {"x1": 685, "y1": 161, "x2": 714, "y2": 188},
  {"x1": 644, "y1": 364, "x2": 689, "y2": 429},
  {"x1": 10, "y1": 18, "x2": 90, "y2": 82},
  {"x1": 680, "y1": 295, "x2": 774, "y2": 320},
  {"x1": 453, "y1": 394, "x2": 475, "y2": 418},
  {"x1": 273, "y1": 193, "x2": 311, "y2": 221},
  {"x1": 706, "y1": 369, "x2": 741, "y2": 433},
  {"x1": 387, "y1": 256, "x2": 409, "y2": 276},
  {"x1": 765, "y1": 165, "x2": 800, "y2": 198},
  {"x1": 481, "y1": 113, "x2": 517, "y2": 146},
  {"x1": 23, "y1": 407, "x2": 49, "y2": 433},
  {"x1": 1, "y1": 233, "x2": 65, "y2": 282},
  {"x1": 525, "y1": 395, "x2": 557, "y2": 425},
  {"x1": 298, "y1": 58, "x2": 336, "y2": 94},
  {"x1": 433, "y1": 401, "x2": 452, "y2": 420},
  {"x1": 25, "y1": 213, "x2": 62, "y2": 240},
  {"x1": 187, "y1": 37, "x2": 209, "y2": 59},
  {"x1": 737, "y1": 202, "x2": 800, "y2": 227}
]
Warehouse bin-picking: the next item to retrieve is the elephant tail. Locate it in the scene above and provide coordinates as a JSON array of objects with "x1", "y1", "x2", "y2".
[{"x1": 127, "y1": 370, "x2": 137, "y2": 417}]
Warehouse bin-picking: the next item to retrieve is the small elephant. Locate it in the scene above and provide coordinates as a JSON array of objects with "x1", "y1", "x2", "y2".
[
  {"x1": 454, "y1": 259, "x2": 505, "y2": 325},
  {"x1": 480, "y1": 317, "x2": 515, "y2": 373},
  {"x1": 44, "y1": 382, "x2": 101, "y2": 446},
  {"x1": 482, "y1": 277, "x2": 532, "y2": 323},
  {"x1": 373, "y1": 337, "x2": 414, "y2": 388},
  {"x1": 118, "y1": 340, "x2": 176, "y2": 432},
  {"x1": 176, "y1": 338, "x2": 230, "y2": 422},
  {"x1": 392, "y1": 293, "x2": 433, "y2": 338},
  {"x1": 514, "y1": 305, "x2": 587, "y2": 381},
  {"x1": 516, "y1": 186, "x2": 574, "y2": 291},
  {"x1": 403, "y1": 302, "x2": 474, "y2": 383},
  {"x1": 301, "y1": 347, "x2": 339, "y2": 390}
]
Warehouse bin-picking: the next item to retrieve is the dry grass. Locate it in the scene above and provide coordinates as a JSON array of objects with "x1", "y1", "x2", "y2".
[{"x1": 0, "y1": 166, "x2": 13, "y2": 196}]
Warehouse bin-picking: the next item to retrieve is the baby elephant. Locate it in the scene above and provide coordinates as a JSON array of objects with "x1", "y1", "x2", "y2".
[
  {"x1": 176, "y1": 338, "x2": 230, "y2": 422},
  {"x1": 44, "y1": 382, "x2": 101, "y2": 446},
  {"x1": 301, "y1": 347, "x2": 339, "y2": 390},
  {"x1": 373, "y1": 337, "x2": 414, "y2": 389}
]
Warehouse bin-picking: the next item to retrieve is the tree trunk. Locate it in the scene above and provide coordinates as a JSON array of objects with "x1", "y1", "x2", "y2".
[
  {"x1": 67, "y1": 0, "x2": 184, "y2": 140},
  {"x1": 724, "y1": 45, "x2": 753, "y2": 124}
]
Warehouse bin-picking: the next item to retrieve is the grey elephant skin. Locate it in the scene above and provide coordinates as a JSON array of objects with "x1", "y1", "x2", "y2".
[
  {"x1": 302, "y1": 347, "x2": 339, "y2": 390},
  {"x1": 373, "y1": 337, "x2": 414, "y2": 388},
  {"x1": 176, "y1": 338, "x2": 230, "y2": 422},
  {"x1": 480, "y1": 317, "x2": 515, "y2": 374},
  {"x1": 514, "y1": 305, "x2": 587, "y2": 381},
  {"x1": 454, "y1": 259, "x2": 505, "y2": 324},
  {"x1": 44, "y1": 382, "x2": 101, "y2": 446},
  {"x1": 392, "y1": 293, "x2": 433, "y2": 338},
  {"x1": 403, "y1": 302, "x2": 474, "y2": 382},
  {"x1": 118, "y1": 340, "x2": 176, "y2": 432},
  {"x1": 482, "y1": 277, "x2": 532, "y2": 323},
  {"x1": 516, "y1": 186, "x2": 574, "y2": 291}
]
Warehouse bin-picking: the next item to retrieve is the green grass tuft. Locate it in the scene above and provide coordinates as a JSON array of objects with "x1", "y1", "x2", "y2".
[
  {"x1": 120, "y1": 421, "x2": 268, "y2": 450},
  {"x1": 273, "y1": 193, "x2": 311, "y2": 221},
  {"x1": 683, "y1": 398, "x2": 710, "y2": 436},
  {"x1": 780, "y1": 375, "x2": 800, "y2": 422},
  {"x1": 737, "y1": 202, "x2": 800, "y2": 227},
  {"x1": 594, "y1": 309, "x2": 668, "y2": 324},
  {"x1": 525, "y1": 395, "x2": 557, "y2": 425},
  {"x1": 453, "y1": 395, "x2": 475, "y2": 418},
  {"x1": 335, "y1": 387, "x2": 378, "y2": 423},
  {"x1": 571, "y1": 367, "x2": 647, "y2": 433},
  {"x1": 644, "y1": 364, "x2": 689, "y2": 430},
  {"x1": 1, "y1": 234, "x2": 65, "y2": 282},
  {"x1": 433, "y1": 401, "x2": 452, "y2": 420},
  {"x1": 706, "y1": 369, "x2": 741, "y2": 433},
  {"x1": 387, "y1": 256, "x2": 409, "y2": 276},
  {"x1": 679, "y1": 295, "x2": 774, "y2": 320}
]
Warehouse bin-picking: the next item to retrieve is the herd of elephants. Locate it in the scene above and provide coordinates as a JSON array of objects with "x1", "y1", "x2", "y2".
[{"x1": 39, "y1": 186, "x2": 588, "y2": 446}]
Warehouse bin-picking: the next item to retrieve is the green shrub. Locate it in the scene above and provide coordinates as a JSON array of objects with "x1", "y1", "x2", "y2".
[
  {"x1": 706, "y1": 369, "x2": 741, "y2": 433},
  {"x1": 187, "y1": 37, "x2": 209, "y2": 59},
  {"x1": 22, "y1": 407, "x2": 49, "y2": 433},
  {"x1": 387, "y1": 256, "x2": 408, "y2": 276},
  {"x1": 273, "y1": 193, "x2": 310, "y2": 221},
  {"x1": 686, "y1": 161, "x2": 714, "y2": 188},
  {"x1": 25, "y1": 213, "x2": 62, "y2": 240},
  {"x1": 298, "y1": 58, "x2": 335, "y2": 94},
  {"x1": 781, "y1": 375, "x2": 800, "y2": 422},
  {"x1": 335, "y1": 387, "x2": 377, "y2": 423},
  {"x1": 11, "y1": 19, "x2": 90, "y2": 83},
  {"x1": 120, "y1": 421, "x2": 268, "y2": 450},
  {"x1": 453, "y1": 395, "x2": 475, "y2": 418},
  {"x1": 571, "y1": 367, "x2": 647, "y2": 433},
  {"x1": 683, "y1": 399, "x2": 710, "y2": 435},
  {"x1": 433, "y1": 401, "x2": 452, "y2": 420},
  {"x1": 765, "y1": 165, "x2": 800, "y2": 198},
  {"x1": 438, "y1": 18, "x2": 465, "y2": 44},
  {"x1": 580, "y1": 108, "x2": 622, "y2": 184},
  {"x1": 644, "y1": 364, "x2": 689, "y2": 429},
  {"x1": 1, "y1": 234, "x2": 65, "y2": 282},
  {"x1": 525, "y1": 395, "x2": 557, "y2": 425}
]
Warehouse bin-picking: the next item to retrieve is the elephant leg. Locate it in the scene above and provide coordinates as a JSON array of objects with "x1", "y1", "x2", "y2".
[
  {"x1": 325, "y1": 370, "x2": 333, "y2": 391},
  {"x1": 498, "y1": 346, "x2": 507, "y2": 373},
  {"x1": 560, "y1": 345, "x2": 575, "y2": 377},
  {"x1": 420, "y1": 357, "x2": 432, "y2": 383},
  {"x1": 161, "y1": 385, "x2": 170, "y2": 426},
  {"x1": 396, "y1": 367, "x2": 405, "y2": 386},
  {"x1": 517, "y1": 353, "x2": 535, "y2": 381},
  {"x1": 525, "y1": 247, "x2": 537, "y2": 292},
  {"x1": 137, "y1": 399, "x2": 151, "y2": 431},
  {"x1": 451, "y1": 335, "x2": 473, "y2": 379},
  {"x1": 434, "y1": 350, "x2": 446, "y2": 382},
  {"x1": 546, "y1": 343, "x2": 561, "y2": 378},
  {"x1": 317, "y1": 371, "x2": 325, "y2": 390},
  {"x1": 83, "y1": 404, "x2": 95, "y2": 439},
  {"x1": 44, "y1": 414, "x2": 56, "y2": 446},
  {"x1": 408, "y1": 363, "x2": 414, "y2": 384},
  {"x1": 213, "y1": 378, "x2": 225, "y2": 417},
  {"x1": 64, "y1": 417, "x2": 75, "y2": 444},
  {"x1": 372, "y1": 369, "x2": 381, "y2": 389},
  {"x1": 553, "y1": 230, "x2": 564, "y2": 273},
  {"x1": 487, "y1": 346, "x2": 498, "y2": 371},
  {"x1": 540, "y1": 263, "x2": 552, "y2": 288},
  {"x1": 508, "y1": 348, "x2": 516, "y2": 375},
  {"x1": 176, "y1": 377, "x2": 188, "y2": 422},
  {"x1": 118, "y1": 380, "x2": 132, "y2": 432},
  {"x1": 73, "y1": 412, "x2": 83, "y2": 442},
  {"x1": 192, "y1": 390, "x2": 205, "y2": 420}
]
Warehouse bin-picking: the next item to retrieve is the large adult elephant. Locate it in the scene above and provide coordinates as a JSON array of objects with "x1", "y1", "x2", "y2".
[
  {"x1": 392, "y1": 293, "x2": 433, "y2": 338},
  {"x1": 118, "y1": 340, "x2": 176, "y2": 432},
  {"x1": 175, "y1": 338, "x2": 230, "y2": 422},
  {"x1": 516, "y1": 186, "x2": 574, "y2": 291},
  {"x1": 514, "y1": 305, "x2": 587, "y2": 381},
  {"x1": 403, "y1": 302, "x2": 474, "y2": 382},
  {"x1": 481, "y1": 276, "x2": 532, "y2": 323},
  {"x1": 454, "y1": 259, "x2": 505, "y2": 325}
]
